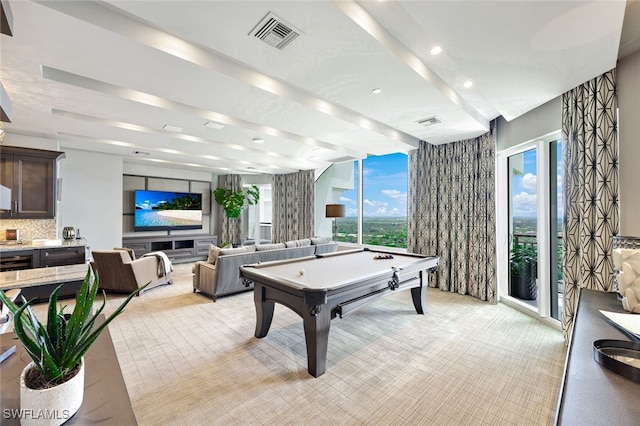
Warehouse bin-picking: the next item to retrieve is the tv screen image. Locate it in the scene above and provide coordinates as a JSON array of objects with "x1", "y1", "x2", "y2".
[{"x1": 134, "y1": 190, "x2": 203, "y2": 231}]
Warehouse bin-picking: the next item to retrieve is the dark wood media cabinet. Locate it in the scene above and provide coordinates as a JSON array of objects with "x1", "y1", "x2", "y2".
[{"x1": 122, "y1": 234, "x2": 217, "y2": 262}]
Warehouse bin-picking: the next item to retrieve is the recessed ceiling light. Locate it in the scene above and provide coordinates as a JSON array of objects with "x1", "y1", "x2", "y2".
[
  {"x1": 371, "y1": 88, "x2": 382, "y2": 94},
  {"x1": 253, "y1": 138, "x2": 264, "y2": 144},
  {"x1": 430, "y1": 46, "x2": 442, "y2": 55},
  {"x1": 162, "y1": 124, "x2": 183, "y2": 132},
  {"x1": 463, "y1": 81, "x2": 473, "y2": 88},
  {"x1": 204, "y1": 121, "x2": 225, "y2": 129}
]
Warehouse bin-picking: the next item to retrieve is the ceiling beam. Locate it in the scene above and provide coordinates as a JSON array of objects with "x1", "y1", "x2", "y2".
[
  {"x1": 36, "y1": 0, "x2": 421, "y2": 151},
  {"x1": 335, "y1": 0, "x2": 489, "y2": 133}
]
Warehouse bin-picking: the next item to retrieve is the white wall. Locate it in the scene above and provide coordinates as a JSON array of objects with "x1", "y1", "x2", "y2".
[
  {"x1": 618, "y1": 49, "x2": 640, "y2": 236},
  {"x1": 314, "y1": 161, "x2": 354, "y2": 237},
  {"x1": 58, "y1": 149, "x2": 123, "y2": 251},
  {"x1": 496, "y1": 97, "x2": 562, "y2": 151},
  {"x1": 123, "y1": 163, "x2": 214, "y2": 183}
]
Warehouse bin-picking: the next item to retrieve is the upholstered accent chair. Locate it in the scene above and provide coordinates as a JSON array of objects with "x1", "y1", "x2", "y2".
[{"x1": 91, "y1": 250, "x2": 172, "y2": 295}]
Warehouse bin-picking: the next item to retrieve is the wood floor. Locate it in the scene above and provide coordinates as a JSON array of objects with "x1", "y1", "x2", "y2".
[{"x1": 30, "y1": 262, "x2": 567, "y2": 425}]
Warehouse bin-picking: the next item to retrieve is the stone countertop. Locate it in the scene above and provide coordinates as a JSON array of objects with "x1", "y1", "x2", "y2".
[
  {"x1": 0, "y1": 238, "x2": 87, "y2": 252},
  {"x1": 0, "y1": 263, "x2": 89, "y2": 290}
]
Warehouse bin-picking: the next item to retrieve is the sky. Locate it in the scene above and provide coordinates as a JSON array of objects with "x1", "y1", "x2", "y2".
[
  {"x1": 339, "y1": 153, "x2": 408, "y2": 218},
  {"x1": 334, "y1": 143, "x2": 562, "y2": 220},
  {"x1": 511, "y1": 142, "x2": 563, "y2": 218}
]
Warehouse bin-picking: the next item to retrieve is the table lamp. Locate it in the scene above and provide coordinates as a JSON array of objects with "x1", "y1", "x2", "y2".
[{"x1": 325, "y1": 204, "x2": 345, "y2": 239}]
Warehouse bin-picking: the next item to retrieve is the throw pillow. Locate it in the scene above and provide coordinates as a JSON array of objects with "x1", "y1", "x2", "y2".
[
  {"x1": 207, "y1": 245, "x2": 222, "y2": 264},
  {"x1": 285, "y1": 239, "x2": 312, "y2": 248},
  {"x1": 219, "y1": 245, "x2": 257, "y2": 256},
  {"x1": 255, "y1": 243, "x2": 286, "y2": 252},
  {"x1": 113, "y1": 247, "x2": 136, "y2": 260},
  {"x1": 310, "y1": 237, "x2": 332, "y2": 245}
]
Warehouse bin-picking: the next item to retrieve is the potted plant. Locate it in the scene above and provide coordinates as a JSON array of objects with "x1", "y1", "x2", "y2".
[
  {"x1": 213, "y1": 185, "x2": 260, "y2": 218},
  {"x1": 0, "y1": 267, "x2": 145, "y2": 426},
  {"x1": 510, "y1": 243, "x2": 538, "y2": 300}
]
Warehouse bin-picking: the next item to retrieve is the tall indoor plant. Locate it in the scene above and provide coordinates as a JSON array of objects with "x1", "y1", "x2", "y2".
[
  {"x1": 510, "y1": 243, "x2": 538, "y2": 300},
  {"x1": 213, "y1": 184, "x2": 260, "y2": 218},
  {"x1": 0, "y1": 267, "x2": 145, "y2": 426}
]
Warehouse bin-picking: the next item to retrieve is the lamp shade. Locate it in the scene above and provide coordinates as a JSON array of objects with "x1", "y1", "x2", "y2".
[{"x1": 325, "y1": 204, "x2": 345, "y2": 218}]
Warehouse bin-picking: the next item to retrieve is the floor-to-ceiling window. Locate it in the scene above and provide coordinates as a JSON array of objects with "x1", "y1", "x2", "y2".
[
  {"x1": 244, "y1": 184, "x2": 272, "y2": 243},
  {"x1": 508, "y1": 148, "x2": 539, "y2": 309},
  {"x1": 315, "y1": 153, "x2": 408, "y2": 249},
  {"x1": 497, "y1": 131, "x2": 562, "y2": 326},
  {"x1": 362, "y1": 153, "x2": 408, "y2": 248}
]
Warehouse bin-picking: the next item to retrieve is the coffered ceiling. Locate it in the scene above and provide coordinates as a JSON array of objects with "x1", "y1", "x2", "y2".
[{"x1": 1, "y1": 0, "x2": 638, "y2": 174}]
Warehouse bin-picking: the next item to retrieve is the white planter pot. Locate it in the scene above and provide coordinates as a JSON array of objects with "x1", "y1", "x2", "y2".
[{"x1": 19, "y1": 358, "x2": 85, "y2": 426}]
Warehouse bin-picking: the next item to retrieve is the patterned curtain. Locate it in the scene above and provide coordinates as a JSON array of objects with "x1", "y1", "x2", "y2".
[
  {"x1": 271, "y1": 170, "x2": 314, "y2": 243},
  {"x1": 217, "y1": 174, "x2": 242, "y2": 246},
  {"x1": 407, "y1": 127, "x2": 497, "y2": 302},
  {"x1": 561, "y1": 69, "x2": 618, "y2": 343}
]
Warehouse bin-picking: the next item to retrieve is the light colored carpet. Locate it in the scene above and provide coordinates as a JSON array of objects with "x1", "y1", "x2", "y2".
[{"x1": 31, "y1": 262, "x2": 567, "y2": 425}]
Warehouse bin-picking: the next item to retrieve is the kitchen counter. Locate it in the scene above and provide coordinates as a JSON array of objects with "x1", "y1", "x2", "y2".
[
  {"x1": 0, "y1": 263, "x2": 88, "y2": 291},
  {"x1": 0, "y1": 238, "x2": 87, "y2": 252}
]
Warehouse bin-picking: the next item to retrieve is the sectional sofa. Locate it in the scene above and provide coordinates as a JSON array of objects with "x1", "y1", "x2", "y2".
[{"x1": 192, "y1": 237, "x2": 338, "y2": 301}]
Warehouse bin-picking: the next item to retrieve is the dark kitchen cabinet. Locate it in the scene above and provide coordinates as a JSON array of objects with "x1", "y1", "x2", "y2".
[{"x1": 0, "y1": 146, "x2": 64, "y2": 219}]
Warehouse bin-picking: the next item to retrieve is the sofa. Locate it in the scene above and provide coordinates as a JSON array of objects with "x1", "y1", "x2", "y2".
[{"x1": 192, "y1": 237, "x2": 338, "y2": 301}]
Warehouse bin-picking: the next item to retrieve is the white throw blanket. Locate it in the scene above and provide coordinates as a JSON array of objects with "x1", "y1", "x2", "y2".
[{"x1": 142, "y1": 251, "x2": 173, "y2": 277}]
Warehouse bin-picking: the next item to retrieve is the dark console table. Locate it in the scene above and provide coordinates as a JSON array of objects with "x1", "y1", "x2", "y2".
[
  {"x1": 555, "y1": 289, "x2": 640, "y2": 425},
  {"x1": 0, "y1": 316, "x2": 137, "y2": 425}
]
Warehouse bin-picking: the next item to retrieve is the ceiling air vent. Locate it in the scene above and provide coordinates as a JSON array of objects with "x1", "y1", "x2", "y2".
[
  {"x1": 249, "y1": 12, "x2": 301, "y2": 50},
  {"x1": 416, "y1": 116, "x2": 441, "y2": 127}
]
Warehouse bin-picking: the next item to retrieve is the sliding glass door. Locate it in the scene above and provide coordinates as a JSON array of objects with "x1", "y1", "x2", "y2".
[
  {"x1": 550, "y1": 139, "x2": 562, "y2": 321},
  {"x1": 508, "y1": 148, "x2": 539, "y2": 309},
  {"x1": 498, "y1": 131, "x2": 562, "y2": 325}
]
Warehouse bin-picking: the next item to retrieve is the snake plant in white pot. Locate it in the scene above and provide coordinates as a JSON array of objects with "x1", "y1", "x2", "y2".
[{"x1": 0, "y1": 267, "x2": 145, "y2": 426}]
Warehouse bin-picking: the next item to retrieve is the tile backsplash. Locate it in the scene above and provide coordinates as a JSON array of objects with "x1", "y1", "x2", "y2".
[{"x1": 0, "y1": 219, "x2": 57, "y2": 241}]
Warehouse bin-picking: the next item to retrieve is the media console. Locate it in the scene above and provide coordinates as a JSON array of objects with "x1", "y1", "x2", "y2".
[{"x1": 122, "y1": 234, "x2": 217, "y2": 262}]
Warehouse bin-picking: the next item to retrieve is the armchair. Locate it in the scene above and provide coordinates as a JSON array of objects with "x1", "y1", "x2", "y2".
[{"x1": 91, "y1": 250, "x2": 172, "y2": 295}]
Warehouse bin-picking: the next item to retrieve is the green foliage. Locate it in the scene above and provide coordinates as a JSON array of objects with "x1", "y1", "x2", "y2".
[
  {"x1": 334, "y1": 218, "x2": 408, "y2": 249},
  {"x1": 510, "y1": 243, "x2": 537, "y2": 276},
  {"x1": 213, "y1": 185, "x2": 260, "y2": 218},
  {"x1": 0, "y1": 266, "x2": 146, "y2": 386},
  {"x1": 153, "y1": 193, "x2": 201, "y2": 211}
]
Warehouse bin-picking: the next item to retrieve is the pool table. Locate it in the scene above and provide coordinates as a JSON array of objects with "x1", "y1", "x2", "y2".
[{"x1": 239, "y1": 248, "x2": 439, "y2": 377}]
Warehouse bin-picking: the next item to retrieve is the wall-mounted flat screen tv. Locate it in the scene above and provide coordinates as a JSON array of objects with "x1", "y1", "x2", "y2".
[{"x1": 134, "y1": 190, "x2": 203, "y2": 231}]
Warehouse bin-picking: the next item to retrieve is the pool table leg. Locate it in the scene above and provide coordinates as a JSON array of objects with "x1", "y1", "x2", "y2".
[
  {"x1": 411, "y1": 272, "x2": 427, "y2": 314},
  {"x1": 254, "y1": 284, "x2": 275, "y2": 338},
  {"x1": 302, "y1": 307, "x2": 331, "y2": 377}
]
